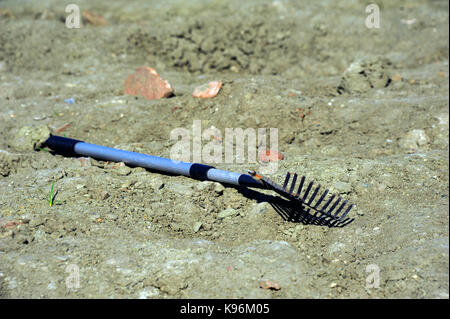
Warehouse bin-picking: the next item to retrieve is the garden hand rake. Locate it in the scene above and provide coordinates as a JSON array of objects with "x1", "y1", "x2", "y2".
[{"x1": 43, "y1": 135, "x2": 354, "y2": 226}]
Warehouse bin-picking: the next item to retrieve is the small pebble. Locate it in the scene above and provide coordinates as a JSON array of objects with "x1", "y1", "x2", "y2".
[
  {"x1": 64, "y1": 98, "x2": 75, "y2": 104},
  {"x1": 150, "y1": 177, "x2": 165, "y2": 190},
  {"x1": 193, "y1": 222, "x2": 202, "y2": 233},
  {"x1": 95, "y1": 190, "x2": 109, "y2": 200},
  {"x1": 332, "y1": 181, "x2": 352, "y2": 194},
  {"x1": 82, "y1": 10, "x2": 108, "y2": 26},
  {"x1": 105, "y1": 213, "x2": 118, "y2": 221},
  {"x1": 399, "y1": 129, "x2": 430, "y2": 152},
  {"x1": 259, "y1": 279, "x2": 281, "y2": 291},
  {"x1": 213, "y1": 183, "x2": 225, "y2": 195},
  {"x1": 116, "y1": 165, "x2": 131, "y2": 176},
  {"x1": 249, "y1": 202, "x2": 270, "y2": 217},
  {"x1": 217, "y1": 208, "x2": 238, "y2": 219},
  {"x1": 11, "y1": 125, "x2": 51, "y2": 152},
  {"x1": 192, "y1": 81, "x2": 222, "y2": 98},
  {"x1": 259, "y1": 150, "x2": 284, "y2": 163},
  {"x1": 121, "y1": 181, "x2": 132, "y2": 189},
  {"x1": 196, "y1": 181, "x2": 214, "y2": 192}
]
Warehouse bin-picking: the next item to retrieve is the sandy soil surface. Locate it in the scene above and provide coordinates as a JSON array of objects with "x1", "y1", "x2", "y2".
[{"x1": 0, "y1": 0, "x2": 448, "y2": 298}]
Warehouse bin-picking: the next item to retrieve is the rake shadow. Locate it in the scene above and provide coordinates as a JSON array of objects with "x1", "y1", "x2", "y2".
[{"x1": 236, "y1": 186, "x2": 354, "y2": 228}]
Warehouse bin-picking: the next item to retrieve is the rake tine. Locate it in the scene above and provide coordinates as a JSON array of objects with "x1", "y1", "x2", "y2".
[
  {"x1": 289, "y1": 173, "x2": 298, "y2": 194},
  {"x1": 283, "y1": 172, "x2": 291, "y2": 191},
  {"x1": 340, "y1": 204, "x2": 354, "y2": 219},
  {"x1": 296, "y1": 176, "x2": 306, "y2": 197},
  {"x1": 247, "y1": 170, "x2": 355, "y2": 226},
  {"x1": 333, "y1": 199, "x2": 347, "y2": 217},
  {"x1": 314, "y1": 189, "x2": 329, "y2": 209},
  {"x1": 327, "y1": 196, "x2": 342, "y2": 215},
  {"x1": 307, "y1": 185, "x2": 321, "y2": 206},
  {"x1": 303, "y1": 181, "x2": 314, "y2": 202},
  {"x1": 320, "y1": 194, "x2": 336, "y2": 212}
]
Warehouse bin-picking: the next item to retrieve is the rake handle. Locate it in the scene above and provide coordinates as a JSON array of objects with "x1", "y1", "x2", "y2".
[{"x1": 43, "y1": 135, "x2": 263, "y2": 189}]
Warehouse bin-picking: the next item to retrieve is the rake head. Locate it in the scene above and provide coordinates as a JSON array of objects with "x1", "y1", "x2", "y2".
[{"x1": 249, "y1": 170, "x2": 354, "y2": 227}]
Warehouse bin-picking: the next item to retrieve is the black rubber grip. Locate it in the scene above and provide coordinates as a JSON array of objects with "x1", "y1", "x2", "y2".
[
  {"x1": 189, "y1": 163, "x2": 215, "y2": 181},
  {"x1": 43, "y1": 135, "x2": 83, "y2": 156},
  {"x1": 238, "y1": 174, "x2": 264, "y2": 188}
]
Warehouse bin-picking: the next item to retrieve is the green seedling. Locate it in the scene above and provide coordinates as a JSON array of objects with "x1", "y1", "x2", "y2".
[
  {"x1": 37, "y1": 147, "x2": 50, "y2": 152},
  {"x1": 49, "y1": 181, "x2": 55, "y2": 206},
  {"x1": 48, "y1": 181, "x2": 62, "y2": 206}
]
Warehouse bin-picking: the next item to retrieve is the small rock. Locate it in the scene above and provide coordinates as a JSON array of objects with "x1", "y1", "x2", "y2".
[
  {"x1": 89, "y1": 213, "x2": 101, "y2": 222},
  {"x1": 124, "y1": 66, "x2": 174, "y2": 100},
  {"x1": 82, "y1": 10, "x2": 108, "y2": 26},
  {"x1": 33, "y1": 229, "x2": 46, "y2": 242},
  {"x1": 193, "y1": 221, "x2": 202, "y2": 233},
  {"x1": 149, "y1": 177, "x2": 165, "y2": 190},
  {"x1": 338, "y1": 57, "x2": 391, "y2": 94},
  {"x1": 168, "y1": 183, "x2": 194, "y2": 196},
  {"x1": 11, "y1": 125, "x2": 51, "y2": 152},
  {"x1": 213, "y1": 183, "x2": 225, "y2": 195},
  {"x1": 196, "y1": 181, "x2": 214, "y2": 192},
  {"x1": 77, "y1": 157, "x2": 91, "y2": 167},
  {"x1": 90, "y1": 158, "x2": 107, "y2": 168},
  {"x1": 249, "y1": 202, "x2": 271, "y2": 217},
  {"x1": 0, "y1": 150, "x2": 20, "y2": 177},
  {"x1": 388, "y1": 270, "x2": 407, "y2": 281},
  {"x1": 332, "y1": 181, "x2": 352, "y2": 194},
  {"x1": 94, "y1": 190, "x2": 110, "y2": 200},
  {"x1": 105, "y1": 213, "x2": 118, "y2": 221},
  {"x1": 29, "y1": 217, "x2": 46, "y2": 228},
  {"x1": 398, "y1": 129, "x2": 430, "y2": 152},
  {"x1": 115, "y1": 165, "x2": 132, "y2": 176},
  {"x1": 192, "y1": 81, "x2": 222, "y2": 98},
  {"x1": 217, "y1": 208, "x2": 238, "y2": 219},
  {"x1": 202, "y1": 223, "x2": 212, "y2": 231},
  {"x1": 259, "y1": 279, "x2": 281, "y2": 291},
  {"x1": 121, "y1": 181, "x2": 132, "y2": 189},
  {"x1": 259, "y1": 150, "x2": 284, "y2": 163}
]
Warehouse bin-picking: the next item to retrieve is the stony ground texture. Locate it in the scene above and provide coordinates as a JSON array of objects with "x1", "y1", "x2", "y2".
[{"x1": 0, "y1": 0, "x2": 448, "y2": 298}]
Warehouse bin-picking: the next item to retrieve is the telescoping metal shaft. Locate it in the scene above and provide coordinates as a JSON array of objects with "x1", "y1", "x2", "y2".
[{"x1": 43, "y1": 135, "x2": 263, "y2": 189}]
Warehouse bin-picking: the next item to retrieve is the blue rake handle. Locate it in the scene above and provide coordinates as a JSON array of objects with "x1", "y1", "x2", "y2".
[{"x1": 43, "y1": 135, "x2": 263, "y2": 188}]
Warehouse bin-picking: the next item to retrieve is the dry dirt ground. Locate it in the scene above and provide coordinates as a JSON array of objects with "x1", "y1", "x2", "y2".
[{"x1": 0, "y1": 0, "x2": 448, "y2": 298}]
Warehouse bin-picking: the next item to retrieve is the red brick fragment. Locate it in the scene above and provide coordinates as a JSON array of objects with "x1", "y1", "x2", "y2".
[
  {"x1": 124, "y1": 67, "x2": 174, "y2": 100},
  {"x1": 0, "y1": 219, "x2": 24, "y2": 229},
  {"x1": 192, "y1": 81, "x2": 222, "y2": 98},
  {"x1": 259, "y1": 150, "x2": 284, "y2": 163}
]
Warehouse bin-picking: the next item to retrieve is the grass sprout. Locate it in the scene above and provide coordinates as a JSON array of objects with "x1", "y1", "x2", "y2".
[{"x1": 48, "y1": 181, "x2": 61, "y2": 206}]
